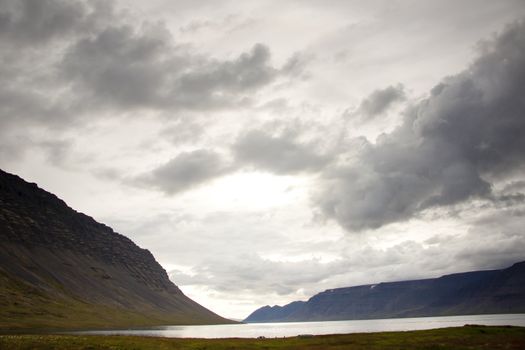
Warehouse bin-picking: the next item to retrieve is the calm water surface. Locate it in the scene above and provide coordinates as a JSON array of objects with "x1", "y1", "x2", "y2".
[{"x1": 74, "y1": 314, "x2": 525, "y2": 338}]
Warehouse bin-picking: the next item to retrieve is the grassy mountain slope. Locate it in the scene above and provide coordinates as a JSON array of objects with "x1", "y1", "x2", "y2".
[{"x1": 0, "y1": 169, "x2": 232, "y2": 329}]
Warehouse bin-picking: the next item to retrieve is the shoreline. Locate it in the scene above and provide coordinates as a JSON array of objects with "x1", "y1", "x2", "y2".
[{"x1": 1, "y1": 325, "x2": 525, "y2": 349}]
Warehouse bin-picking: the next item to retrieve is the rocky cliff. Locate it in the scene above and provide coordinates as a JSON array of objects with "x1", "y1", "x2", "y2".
[
  {"x1": 244, "y1": 262, "x2": 525, "y2": 323},
  {"x1": 0, "y1": 169, "x2": 231, "y2": 329}
]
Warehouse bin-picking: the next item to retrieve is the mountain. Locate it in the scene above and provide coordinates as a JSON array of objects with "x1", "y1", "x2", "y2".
[
  {"x1": 0, "y1": 169, "x2": 231, "y2": 329},
  {"x1": 244, "y1": 262, "x2": 525, "y2": 323}
]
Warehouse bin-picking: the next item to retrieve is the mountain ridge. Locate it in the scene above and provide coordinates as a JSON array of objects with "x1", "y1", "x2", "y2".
[
  {"x1": 244, "y1": 261, "x2": 525, "y2": 323},
  {"x1": 0, "y1": 169, "x2": 232, "y2": 329}
]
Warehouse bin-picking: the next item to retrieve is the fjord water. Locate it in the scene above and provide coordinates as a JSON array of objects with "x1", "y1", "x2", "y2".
[{"x1": 76, "y1": 314, "x2": 525, "y2": 338}]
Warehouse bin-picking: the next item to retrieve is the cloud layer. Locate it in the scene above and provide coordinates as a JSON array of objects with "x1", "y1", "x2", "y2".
[
  {"x1": 316, "y1": 20, "x2": 525, "y2": 231},
  {"x1": 2, "y1": 0, "x2": 525, "y2": 319},
  {"x1": 0, "y1": 0, "x2": 293, "y2": 162}
]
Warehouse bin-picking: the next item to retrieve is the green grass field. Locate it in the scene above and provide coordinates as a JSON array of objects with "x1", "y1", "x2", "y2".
[{"x1": 1, "y1": 325, "x2": 524, "y2": 350}]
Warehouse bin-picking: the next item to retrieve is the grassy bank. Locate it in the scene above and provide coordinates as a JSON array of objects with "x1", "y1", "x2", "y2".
[{"x1": 1, "y1": 325, "x2": 524, "y2": 349}]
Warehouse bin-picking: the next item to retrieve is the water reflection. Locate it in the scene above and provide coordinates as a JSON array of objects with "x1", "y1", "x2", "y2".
[{"x1": 73, "y1": 314, "x2": 525, "y2": 339}]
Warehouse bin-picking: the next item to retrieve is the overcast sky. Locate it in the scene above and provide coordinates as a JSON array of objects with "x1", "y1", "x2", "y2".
[{"x1": 2, "y1": 0, "x2": 525, "y2": 320}]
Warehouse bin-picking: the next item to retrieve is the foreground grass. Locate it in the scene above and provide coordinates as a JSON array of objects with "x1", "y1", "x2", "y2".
[{"x1": 1, "y1": 325, "x2": 525, "y2": 350}]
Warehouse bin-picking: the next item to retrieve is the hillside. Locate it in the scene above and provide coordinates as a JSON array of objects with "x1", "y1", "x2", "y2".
[
  {"x1": 245, "y1": 262, "x2": 525, "y2": 323},
  {"x1": 0, "y1": 169, "x2": 231, "y2": 329}
]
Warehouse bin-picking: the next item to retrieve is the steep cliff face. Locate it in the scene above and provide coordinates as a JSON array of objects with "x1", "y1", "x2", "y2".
[
  {"x1": 244, "y1": 262, "x2": 525, "y2": 323},
  {"x1": 0, "y1": 169, "x2": 230, "y2": 329}
]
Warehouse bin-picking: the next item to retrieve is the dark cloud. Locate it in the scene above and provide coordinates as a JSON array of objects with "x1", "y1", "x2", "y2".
[
  {"x1": 354, "y1": 84, "x2": 406, "y2": 119},
  {"x1": 0, "y1": 1, "x2": 93, "y2": 163},
  {"x1": 0, "y1": 85, "x2": 69, "y2": 130},
  {"x1": 172, "y1": 43, "x2": 279, "y2": 109},
  {"x1": 0, "y1": 0, "x2": 299, "y2": 167},
  {"x1": 233, "y1": 128, "x2": 330, "y2": 174},
  {"x1": 136, "y1": 149, "x2": 231, "y2": 194},
  {"x1": 0, "y1": 1, "x2": 90, "y2": 133},
  {"x1": 0, "y1": 0, "x2": 88, "y2": 46},
  {"x1": 61, "y1": 23, "x2": 179, "y2": 110},
  {"x1": 316, "y1": 20, "x2": 525, "y2": 231},
  {"x1": 63, "y1": 25, "x2": 282, "y2": 110},
  {"x1": 62, "y1": 26, "x2": 280, "y2": 110}
]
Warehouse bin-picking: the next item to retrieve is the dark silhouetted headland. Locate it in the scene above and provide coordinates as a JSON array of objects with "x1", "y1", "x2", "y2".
[{"x1": 245, "y1": 261, "x2": 525, "y2": 323}]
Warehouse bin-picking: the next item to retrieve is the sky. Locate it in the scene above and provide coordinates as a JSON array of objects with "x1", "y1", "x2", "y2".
[{"x1": 1, "y1": 0, "x2": 525, "y2": 320}]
